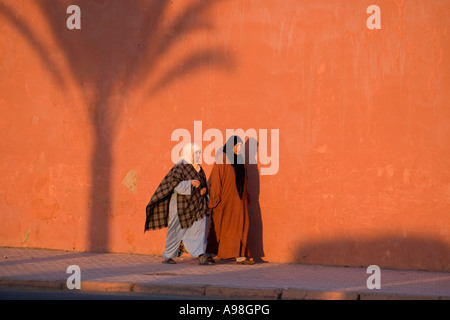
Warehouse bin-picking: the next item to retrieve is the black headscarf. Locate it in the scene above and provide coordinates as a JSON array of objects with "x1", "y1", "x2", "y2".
[{"x1": 223, "y1": 136, "x2": 245, "y2": 199}]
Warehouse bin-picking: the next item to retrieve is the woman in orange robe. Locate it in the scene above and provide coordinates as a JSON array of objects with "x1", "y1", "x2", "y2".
[{"x1": 206, "y1": 136, "x2": 254, "y2": 264}]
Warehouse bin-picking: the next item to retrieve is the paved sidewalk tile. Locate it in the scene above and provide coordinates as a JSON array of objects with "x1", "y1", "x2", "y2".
[{"x1": 1, "y1": 247, "x2": 449, "y2": 300}]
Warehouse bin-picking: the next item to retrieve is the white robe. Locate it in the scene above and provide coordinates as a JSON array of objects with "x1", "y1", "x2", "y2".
[{"x1": 163, "y1": 180, "x2": 207, "y2": 258}]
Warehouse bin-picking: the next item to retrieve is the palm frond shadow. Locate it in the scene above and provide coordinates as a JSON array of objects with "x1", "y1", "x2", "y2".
[{"x1": 1, "y1": 0, "x2": 235, "y2": 251}]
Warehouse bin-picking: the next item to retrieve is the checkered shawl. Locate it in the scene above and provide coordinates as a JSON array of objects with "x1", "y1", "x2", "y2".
[{"x1": 145, "y1": 161, "x2": 209, "y2": 231}]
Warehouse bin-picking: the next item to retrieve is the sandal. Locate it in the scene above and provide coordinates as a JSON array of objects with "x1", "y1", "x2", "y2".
[
  {"x1": 236, "y1": 258, "x2": 255, "y2": 265},
  {"x1": 162, "y1": 258, "x2": 177, "y2": 264},
  {"x1": 199, "y1": 254, "x2": 214, "y2": 265}
]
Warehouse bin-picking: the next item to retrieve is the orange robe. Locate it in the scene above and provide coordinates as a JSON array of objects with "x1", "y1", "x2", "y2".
[{"x1": 206, "y1": 154, "x2": 250, "y2": 259}]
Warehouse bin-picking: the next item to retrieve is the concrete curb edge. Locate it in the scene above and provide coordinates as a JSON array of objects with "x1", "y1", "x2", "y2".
[{"x1": 0, "y1": 279, "x2": 448, "y2": 300}]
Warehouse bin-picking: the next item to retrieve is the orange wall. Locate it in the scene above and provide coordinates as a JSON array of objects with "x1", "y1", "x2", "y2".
[{"x1": 1, "y1": 0, "x2": 449, "y2": 271}]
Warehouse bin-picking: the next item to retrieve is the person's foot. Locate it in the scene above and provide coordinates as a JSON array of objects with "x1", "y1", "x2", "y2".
[
  {"x1": 162, "y1": 258, "x2": 176, "y2": 264},
  {"x1": 199, "y1": 254, "x2": 214, "y2": 265},
  {"x1": 236, "y1": 258, "x2": 255, "y2": 265}
]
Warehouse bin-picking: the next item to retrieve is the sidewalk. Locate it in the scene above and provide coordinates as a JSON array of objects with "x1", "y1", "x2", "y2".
[{"x1": 0, "y1": 247, "x2": 449, "y2": 300}]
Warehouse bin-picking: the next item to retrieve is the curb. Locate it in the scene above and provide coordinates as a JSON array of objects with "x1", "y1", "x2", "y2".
[
  {"x1": 133, "y1": 283, "x2": 207, "y2": 297},
  {"x1": 0, "y1": 279, "x2": 65, "y2": 291},
  {"x1": 0, "y1": 279, "x2": 448, "y2": 300},
  {"x1": 205, "y1": 287, "x2": 282, "y2": 300}
]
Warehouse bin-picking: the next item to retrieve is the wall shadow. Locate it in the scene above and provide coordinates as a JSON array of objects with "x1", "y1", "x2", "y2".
[
  {"x1": 1, "y1": 0, "x2": 234, "y2": 252},
  {"x1": 295, "y1": 236, "x2": 450, "y2": 272},
  {"x1": 245, "y1": 138, "x2": 265, "y2": 261}
]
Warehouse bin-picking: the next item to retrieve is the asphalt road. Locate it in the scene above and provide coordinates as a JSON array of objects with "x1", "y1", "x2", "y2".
[
  {"x1": 0, "y1": 288, "x2": 432, "y2": 319},
  {"x1": 0, "y1": 288, "x2": 220, "y2": 300}
]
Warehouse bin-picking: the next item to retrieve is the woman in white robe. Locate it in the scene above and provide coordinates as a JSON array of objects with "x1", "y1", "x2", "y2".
[{"x1": 161, "y1": 143, "x2": 213, "y2": 265}]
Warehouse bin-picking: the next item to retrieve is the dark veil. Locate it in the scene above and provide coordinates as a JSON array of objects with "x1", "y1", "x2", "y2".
[{"x1": 223, "y1": 136, "x2": 245, "y2": 199}]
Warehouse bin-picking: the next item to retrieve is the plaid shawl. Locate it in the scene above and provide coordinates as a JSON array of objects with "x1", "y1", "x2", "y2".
[{"x1": 145, "y1": 161, "x2": 209, "y2": 231}]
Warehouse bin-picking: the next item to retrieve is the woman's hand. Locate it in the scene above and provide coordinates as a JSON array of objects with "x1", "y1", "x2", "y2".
[
  {"x1": 200, "y1": 187, "x2": 207, "y2": 196},
  {"x1": 191, "y1": 180, "x2": 200, "y2": 188}
]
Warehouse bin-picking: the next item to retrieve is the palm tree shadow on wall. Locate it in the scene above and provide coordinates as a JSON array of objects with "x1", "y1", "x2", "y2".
[{"x1": 0, "y1": 0, "x2": 234, "y2": 252}]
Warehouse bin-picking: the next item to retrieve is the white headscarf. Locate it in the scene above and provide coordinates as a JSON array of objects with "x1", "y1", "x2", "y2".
[{"x1": 181, "y1": 143, "x2": 201, "y2": 171}]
